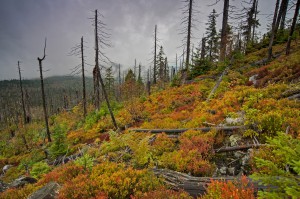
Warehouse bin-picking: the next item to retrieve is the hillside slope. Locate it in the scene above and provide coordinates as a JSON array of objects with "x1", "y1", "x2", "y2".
[{"x1": 0, "y1": 44, "x2": 300, "y2": 198}]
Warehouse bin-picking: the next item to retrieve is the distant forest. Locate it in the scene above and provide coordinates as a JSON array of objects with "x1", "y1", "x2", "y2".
[{"x1": 0, "y1": 76, "x2": 93, "y2": 128}]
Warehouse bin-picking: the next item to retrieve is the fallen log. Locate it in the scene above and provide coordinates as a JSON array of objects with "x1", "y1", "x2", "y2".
[
  {"x1": 130, "y1": 126, "x2": 245, "y2": 134},
  {"x1": 152, "y1": 168, "x2": 274, "y2": 198},
  {"x1": 206, "y1": 66, "x2": 230, "y2": 102},
  {"x1": 215, "y1": 144, "x2": 265, "y2": 153}
]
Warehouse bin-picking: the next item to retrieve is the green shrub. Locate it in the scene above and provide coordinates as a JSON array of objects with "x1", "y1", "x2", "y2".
[
  {"x1": 49, "y1": 124, "x2": 68, "y2": 159},
  {"x1": 31, "y1": 161, "x2": 51, "y2": 178},
  {"x1": 74, "y1": 153, "x2": 94, "y2": 171},
  {"x1": 251, "y1": 132, "x2": 300, "y2": 198}
]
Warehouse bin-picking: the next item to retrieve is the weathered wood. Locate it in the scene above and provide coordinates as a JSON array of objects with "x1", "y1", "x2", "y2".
[
  {"x1": 215, "y1": 144, "x2": 265, "y2": 153},
  {"x1": 153, "y1": 168, "x2": 273, "y2": 197},
  {"x1": 130, "y1": 126, "x2": 245, "y2": 134},
  {"x1": 206, "y1": 64, "x2": 230, "y2": 102}
]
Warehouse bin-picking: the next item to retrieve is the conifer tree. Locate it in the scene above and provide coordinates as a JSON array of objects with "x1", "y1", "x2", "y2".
[
  {"x1": 105, "y1": 66, "x2": 115, "y2": 99},
  {"x1": 205, "y1": 9, "x2": 219, "y2": 61}
]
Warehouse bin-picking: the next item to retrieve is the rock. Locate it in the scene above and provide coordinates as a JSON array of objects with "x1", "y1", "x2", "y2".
[
  {"x1": 241, "y1": 153, "x2": 251, "y2": 166},
  {"x1": 225, "y1": 117, "x2": 243, "y2": 125},
  {"x1": 0, "y1": 181, "x2": 9, "y2": 193},
  {"x1": 2, "y1": 165, "x2": 13, "y2": 174},
  {"x1": 219, "y1": 166, "x2": 227, "y2": 175},
  {"x1": 249, "y1": 74, "x2": 258, "y2": 86},
  {"x1": 229, "y1": 134, "x2": 242, "y2": 147},
  {"x1": 27, "y1": 182, "x2": 61, "y2": 199},
  {"x1": 10, "y1": 176, "x2": 37, "y2": 188},
  {"x1": 228, "y1": 167, "x2": 236, "y2": 176}
]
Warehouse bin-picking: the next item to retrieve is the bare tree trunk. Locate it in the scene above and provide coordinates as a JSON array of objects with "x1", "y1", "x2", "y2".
[
  {"x1": 201, "y1": 37, "x2": 206, "y2": 60},
  {"x1": 275, "y1": 0, "x2": 289, "y2": 33},
  {"x1": 25, "y1": 89, "x2": 31, "y2": 123},
  {"x1": 280, "y1": 0, "x2": 289, "y2": 30},
  {"x1": 134, "y1": 59, "x2": 137, "y2": 78},
  {"x1": 118, "y1": 64, "x2": 121, "y2": 101},
  {"x1": 38, "y1": 38, "x2": 51, "y2": 142},
  {"x1": 153, "y1": 25, "x2": 157, "y2": 84},
  {"x1": 286, "y1": 0, "x2": 300, "y2": 55},
  {"x1": 267, "y1": 0, "x2": 280, "y2": 61},
  {"x1": 94, "y1": 10, "x2": 101, "y2": 110},
  {"x1": 147, "y1": 69, "x2": 151, "y2": 96},
  {"x1": 95, "y1": 10, "x2": 118, "y2": 130},
  {"x1": 81, "y1": 37, "x2": 87, "y2": 117},
  {"x1": 252, "y1": 0, "x2": 259, "y2": 44},
  {"x1": 18, "y1": 61, "x2": 27, "y2": 124},
  {"x1": 220, "y1": 0, "x2": 229, "y2": 61},
  {"x1": 176, "y1": 53, "x2": 178, "y2": 71},
  {"x1": 185, "y1": 0, "x2": 193, "y2": 70}
]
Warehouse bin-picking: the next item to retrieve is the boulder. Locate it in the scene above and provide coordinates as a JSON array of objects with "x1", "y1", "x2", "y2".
[
  {"x1": 249, "y1": 74, "x2": 258, "y2": 86},
  {"x1": 228, "y1": 167, "x2": 236, "y2": 176},
  {"x1": 229, "y1": 134, "x2": 242, "y2": 147},
  {"x1": 10, "y1": 176, "x2": 37, "y2": 188},
  {"x1": 27, "y1": 182, "x2": 61, "y2": 199},
  {"x1": 219, "y1": 166, "x2": 227, "y2": 175}
]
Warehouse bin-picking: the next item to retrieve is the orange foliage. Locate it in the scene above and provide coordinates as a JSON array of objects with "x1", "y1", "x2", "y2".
[{"x1": 200, "y1": 175, "x2": 255, "y2": 199}]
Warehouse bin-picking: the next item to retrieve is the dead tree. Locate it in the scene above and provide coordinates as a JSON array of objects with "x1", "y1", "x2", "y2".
[
  {"x1": 81, "y1": 37, "x2": 87, "y2": 117},
  {"x1": 275, "y1": 0, "x2": 289, "y2": 33},
  {"x1": 267, "y1": 0, "x2": 280, "y2": 61},
  {"x1": 147, "y1": 69, "x2": 151, "y2": 96},
  {"x1": 185, "y1": 0, "x2": 193, "y2": 70},
  {"x1": 94, "y1": 10, "x2": 118, "y2": 130},
  {"x1": 153, "y1": 25, "x2": 158, "y2": 84},
  {"x1": 118, "y1": 64, "x2": 122, "y2": 101},
  {"x1": 201, "y1": 37, "x2": 206, "y2": 60},
  {"x1": 17, "y1": 61, "x2": 27, "y2": 124},
  {"x1": 220, "y1": 0, "x2": 230, "y2": 61},
  {"x1": 286, "y1": 0, "x2": 300, "y2": 55},
  {"x1": 279, "y1": 0, "x2": 289, "y2": 30},
  {"x1": 68, "y1": 37, "x2": 87, "y2": 117},
  {"x1": 252, "y1": 0, "x2": 259, "y2": 44},
  {"x1": 94, "y1": 11, "x2": 101, "y2": 110},
  {"x1": 38, "y1": 38, "x2": 51, "y2": 142}
]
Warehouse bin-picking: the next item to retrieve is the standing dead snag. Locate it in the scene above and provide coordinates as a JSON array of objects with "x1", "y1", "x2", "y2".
[
  {"x1": 153, "y1": 25, "x2": 157, "y2": 84},
  {"x1": 81, "y1": 37, "x2": 87, "y2": 117},
  {"x1": 17, "y1": 61, "x2": 27, "y2": 124},
  {"x1": 220, "y1": 0, "x2": 229, "y2": 61},
  {"x1": 267, "y1": 0, "x2": 280, "y2": 61},
  {"x1": 94, "y1": 10, "x2": 118, "y2": 130},
  {"x1": 38, "y1": 38, "x2": 51, "y2": 142},
  {"x1": 286, "y1": 0, "x2": 300, "y2": 55},
  {"x1": 185, "y1": 0, "x2": 193, "y2": 71}
]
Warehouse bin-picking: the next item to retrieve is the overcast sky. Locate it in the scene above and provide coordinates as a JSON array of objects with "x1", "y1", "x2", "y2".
[{"x1": 0, "y1": 0, "x2": 284, "y2": 80}]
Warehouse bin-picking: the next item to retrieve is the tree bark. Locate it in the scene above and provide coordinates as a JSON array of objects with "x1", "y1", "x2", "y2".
[
  {"x1": 131, "y1": 126, "x2": 244, "y2": 134},
  {"x1": 185, "y1": 0, "x2": 193, "y2": 70},
  {"x1": 94, "y1": 10, "x2": 118, "y2": 130},
  {"x1": 267, "y1": 0, "x2": 280, "y2": 61},
  {"x1": 215, "y1": 144, "x2": 264, "y2": 153},
  {"x1": 18, "y1": 61, "x2": 27, "y2": 124},
  {"x1": 153, "y1": 25, "x2": 157, "y2": 84},
  {"x1": 81, "y1": 37, "x2": 87, "y2": 117},
  {"x1": 275, "y1": 0, "x2": 289, "y2": 33},
  {"x1": 286, "y1": 0, "x2": 300, "y2": 55},
  {"x1": 220, "y1": 0, "x2": 229, "y2": 61},
  {"x1": 252, "y1": 0, "x2": 259, "y2": 44},
  {"x1": 38, "y1": 38, "x2": 51, "y2": 142},
  {"x1": 153, "y1": 168, "x2": 276, "y2": 197},
  {"x1": 280, "y1": 0, "x2": 289, "y2": 30},
  {"x1": 201, "y1": 37, "x2": 206, "y2": 60},
  {"x1": 94, "y1": 10, "x2": 101, "y2": 110}
]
